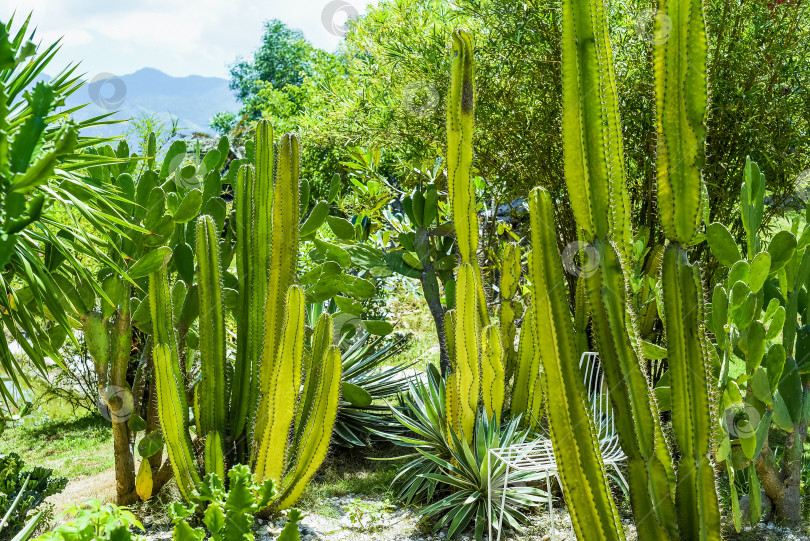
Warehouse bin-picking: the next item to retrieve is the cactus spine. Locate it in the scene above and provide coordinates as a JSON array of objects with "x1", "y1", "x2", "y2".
[{"x1": 150, "y1": 123, "x2": 340, "y2": 510}]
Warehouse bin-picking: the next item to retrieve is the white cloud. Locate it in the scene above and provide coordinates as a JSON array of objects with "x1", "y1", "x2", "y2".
[{"x1": 1, "y1": 0, "x2": 374, "y2": 78}]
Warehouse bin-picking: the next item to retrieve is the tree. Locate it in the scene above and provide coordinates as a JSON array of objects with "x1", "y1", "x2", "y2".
[
  {"x1": 229, "y1": 19, "x2": 315, "y2": 119},
  {"x1": 0, "y1": 14, "x2": 132, "y2": 421}
]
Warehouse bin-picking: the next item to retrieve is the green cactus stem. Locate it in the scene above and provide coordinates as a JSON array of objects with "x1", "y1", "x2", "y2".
[
  {"x1": 527, "y1": 187, "x2": 625, "y2": 541},
  {"x1": 196, "y1": 215, "x2": 226, "y2": 436},
  {"x1": 662, "y1": 246, "x2": 721, "y2": 539}
]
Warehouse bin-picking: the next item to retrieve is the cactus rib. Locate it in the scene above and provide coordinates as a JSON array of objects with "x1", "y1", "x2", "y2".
[
  {"x1": 528, "y1": 187, "x2": 625, "y2": 541},
  {"x1": 196, "y1": 215, "x2": 226, "y2": 436}
]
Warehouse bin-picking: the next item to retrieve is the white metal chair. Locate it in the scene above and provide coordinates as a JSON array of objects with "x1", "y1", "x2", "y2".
[{"x1": 486, "y1": 352, "x2": 627, "y2": 541}]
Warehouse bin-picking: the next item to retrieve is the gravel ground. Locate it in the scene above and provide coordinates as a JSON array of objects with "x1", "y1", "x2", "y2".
[{"x1": 138, "y1": 493, "x2": 810, "y2": 541}]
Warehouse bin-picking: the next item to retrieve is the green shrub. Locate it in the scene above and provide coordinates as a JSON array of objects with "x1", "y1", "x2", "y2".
[
  {"x1": 168, "y1": 465, "x2": 301, "y2": 541},
  {"x1": 0, "y1": 453, "x2": 66, "y2": 540},
  {"x1": 35, "y1": 500, "x2": 143, "y2": 541}
]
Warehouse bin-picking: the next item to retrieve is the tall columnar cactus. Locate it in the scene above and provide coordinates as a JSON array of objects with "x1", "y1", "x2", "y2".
[
  {"x1": 255, "y1": 133, "x2": 301, "y2": 451},
  {"x1": 527, "y1": 188, "x2": 625, "y2": 541},
  {"x1": 231, "y1": 122, "x2": 273, "y2": 440},
  {"x1": 196, "y1": 215, "x2": 226, "y2": 437},
  {"x1": 499, "y1": 243, "x2": 522, "y2": 379},
  {"x1": 447, "y1": 30, "x2": 488, "y2": 327},
  {"x1": 150, "y1": 269, "x2": 200, "y2": 502},
  {"x1": 653, "y1": 0, "x2": 721, "y2": 536},
  {"x1": 446, "y1": 264, "x2": 481, "y2": 439},
  {"x1": 548, "y1": 0, "x2": 721, "y2": 535},
  {"x1": 560, "y1": 0, "x2": 679, "y2": 535},
  {"x1": 654, "y1": 0, "x2": 708, "y2": 247},
  {"x1": 150, "y1": 124, "x2": 341, "y2": 510},
  {"x1": 661, "y1": 247, "x2": 720, "y2": 538}
]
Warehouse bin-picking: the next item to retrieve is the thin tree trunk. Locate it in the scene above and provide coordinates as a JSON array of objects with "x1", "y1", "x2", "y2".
[
  {"x1": 111, "y1": 291, "x2": 135, "y2": 503},
  {"x1": 421, "y1": 263, "x2": 449, "y2": 374},
  {"x1": 755, "y1": 385, "x2": 809, "y2": 526}
]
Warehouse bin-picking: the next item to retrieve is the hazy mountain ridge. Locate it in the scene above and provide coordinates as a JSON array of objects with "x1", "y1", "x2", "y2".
[{"x1": 61, "y1": 67, "x2": 240, "y2": 145}]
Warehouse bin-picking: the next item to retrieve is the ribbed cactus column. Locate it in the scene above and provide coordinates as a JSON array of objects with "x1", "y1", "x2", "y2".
[
  {"x1": 231, "y1": 121, "x2": 273, "y2": 439},
  {"x1": 527, "y1": 188, "x2": 625, "y2": 541},
  {"x1": 447, "y1": 29, "x2": 489, "y2": 327},
  {"x1": 654, "y1": 0, "x2": 721, "y2": 536},
  {"x1": 447, "y1": 264, "x2": 480, "y2": 439},
  {"x1": 560, "y1": 0, "x2": 678, "y2": 535},
  {"x1": 149, "y1": 268, "x2": 201, "y2": 501},
  {"x1": 197, "y1": 215, "x2": 226, "y2": 437},
  {"x1": 499, "y1": 243, "x2": 521, "y2": 379},
  {"x1": 255, "y1": 286, "x2": 306, "y2": 483},
  {"x1": 254, "y1": 132, "x2": 301, "y2": 454}
]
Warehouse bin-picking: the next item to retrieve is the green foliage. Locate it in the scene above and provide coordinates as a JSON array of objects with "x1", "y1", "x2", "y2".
[
  {"x1": 209, "y1": 112, "x2": 237, "y2": 136},
  {"x1": 707, "y1": 157, "x2": 810, "y2": 528},
  {"x1": 0, "y1": 15, "x2": 134, "y2": 416},
  {"x1": 0, "y1": 454, "x2": 65, "y2": 541},
  {"x1": 36, "y1": 499, "x2": 144, "y2": 541},
  {"x1": 168, "y1": 466, "x2": 296, "y2": 541},
  {"x1": 229, "y1": 20, "x2": 314, "y2": 114}
]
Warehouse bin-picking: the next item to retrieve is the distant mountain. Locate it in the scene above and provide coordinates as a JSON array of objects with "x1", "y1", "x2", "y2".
[{"x1": 60, "y1": 67, "x2": 240, "y2": 145}]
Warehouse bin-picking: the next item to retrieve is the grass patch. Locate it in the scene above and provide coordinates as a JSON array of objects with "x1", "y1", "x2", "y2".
[
  {"x1": 0, "y1": 413, "x2": 113, "y2": 479},
  {"x1": 297, "y1": 445, "x2": 399, "y2": 515}
]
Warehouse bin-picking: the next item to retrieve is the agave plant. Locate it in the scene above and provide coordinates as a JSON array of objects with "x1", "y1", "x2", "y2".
[
  {"x1": 382, "y1": 365, "x2": 545, "y2": 540},
  {"x1": 0, "y1": 14, "x2": 133, "y2": 418},
  {"x1": 335, "y1": 330, "x2": 413, "y2": 447}
]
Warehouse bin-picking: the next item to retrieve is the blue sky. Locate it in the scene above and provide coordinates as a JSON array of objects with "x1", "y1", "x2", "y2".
[{"x1": 1, "y1": 0, "x2": 375, "y2": 79}]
